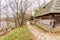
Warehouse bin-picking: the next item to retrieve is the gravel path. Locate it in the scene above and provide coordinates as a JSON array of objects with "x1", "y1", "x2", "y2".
[{"x1": 27, "y1": 21, "x2": 60, "y2": 40}]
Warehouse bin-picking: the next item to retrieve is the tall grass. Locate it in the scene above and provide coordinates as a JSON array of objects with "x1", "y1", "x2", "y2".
[{"x1": 1, "y1": 25, "x2": 35, "y2": 40}]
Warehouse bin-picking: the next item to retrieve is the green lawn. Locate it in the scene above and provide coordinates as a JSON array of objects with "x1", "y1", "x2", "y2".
[{"x1": 0, "y1": 25, "x2": 35, "y2": 40}]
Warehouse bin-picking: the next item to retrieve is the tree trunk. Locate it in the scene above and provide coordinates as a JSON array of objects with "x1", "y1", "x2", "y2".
[
  {"x1": 20, "y1": 14, "x2": 24, "y2": 26},
  {"x1": 13, "y1": 14, "x2": 17, "y2": 27}
]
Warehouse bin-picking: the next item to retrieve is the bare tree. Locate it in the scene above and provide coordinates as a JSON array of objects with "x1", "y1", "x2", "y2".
[
  {"x1": 0, "y1": 0, "x2": 2, "y2": 27},
  {"x1": 5, "y1": 4, "x2": 10, "y2": 31},
  {"x1": 13, "y1": 14, "x2": 17, "y2": 27},
  {"x1": 37, "y1": 0, "x2": 46, "y2": 10},
  {"x1": 6, "y1": 13, "x2": 9, "y2": 30},
  {"x1": 8, "y1": 0, "x2": 33, "y2": 26},
  {"x1": 0, "y1": 0, "x2": 6, "y2": 28}
]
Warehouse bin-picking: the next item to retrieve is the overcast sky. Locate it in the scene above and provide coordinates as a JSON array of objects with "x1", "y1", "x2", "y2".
[
  {"x1": 1, "y1": 0, "x2": 51, "y2": 18},
  {"x1": 33, "y1": 0, "x2": 51, "y2": 8},
  {"x1": 31, "y1": 0, "x2": 51, "y2": 15}
]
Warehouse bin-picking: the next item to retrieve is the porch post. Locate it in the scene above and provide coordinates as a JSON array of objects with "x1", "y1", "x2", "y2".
[
  {"x1": 39, "y1": 17, "x2": 41, "y2": 24},
  {"x1": 51, "y1": 14, "x2": 55, "y2": 29}
]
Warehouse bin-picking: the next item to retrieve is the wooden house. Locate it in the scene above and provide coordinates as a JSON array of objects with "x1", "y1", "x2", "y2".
[{"x1": 34, "y1": 0, "x2": 60, "y2": 29}]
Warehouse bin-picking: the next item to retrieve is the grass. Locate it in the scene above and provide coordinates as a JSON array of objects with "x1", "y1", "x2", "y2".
[
  {"x1": 0, "y1": 25, "x2": 35, "y2": 40},
  {"x1": 35, "y1": 24, "x2": 48, "y2": 32},
  {"x1": 31, "y1": 22, "x2": 48, "y2": 32}
]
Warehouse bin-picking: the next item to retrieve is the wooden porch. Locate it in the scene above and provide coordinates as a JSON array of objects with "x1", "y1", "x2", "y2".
[{"x1": 34, "y1": 13, "x2": 60, "y2": 28}]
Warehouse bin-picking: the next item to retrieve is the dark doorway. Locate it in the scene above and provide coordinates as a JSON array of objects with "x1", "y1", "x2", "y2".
[{"x1": 55, "y1": 16, "x2": 60, "y2": 26}]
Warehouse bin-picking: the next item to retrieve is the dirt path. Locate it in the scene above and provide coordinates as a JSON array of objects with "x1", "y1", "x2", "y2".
[{"x1": 27, "y1": 21, "x2": 60, "y2": 40}]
